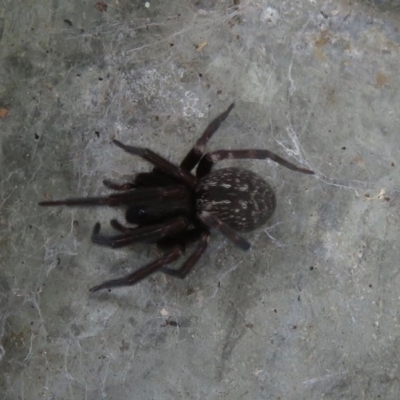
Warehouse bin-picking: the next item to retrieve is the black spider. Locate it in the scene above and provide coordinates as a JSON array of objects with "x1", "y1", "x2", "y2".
[{"x1": 39, "y1": 103, "x2": 314, "y2": 293}]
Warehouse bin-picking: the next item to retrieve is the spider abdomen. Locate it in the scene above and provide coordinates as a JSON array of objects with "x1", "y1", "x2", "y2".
[{"x1": 195, "y1": 167, "x2": 276, "y2": 232}]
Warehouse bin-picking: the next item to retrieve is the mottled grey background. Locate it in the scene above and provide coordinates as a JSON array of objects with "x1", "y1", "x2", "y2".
[{"x1": 1, "y1": 0, "x2": 400, "y2": 399}]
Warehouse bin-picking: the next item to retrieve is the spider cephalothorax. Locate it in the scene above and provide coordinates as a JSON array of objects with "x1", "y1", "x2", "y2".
[{"x1": 39, "y1": 103, "x2": 314, "y2": 293}]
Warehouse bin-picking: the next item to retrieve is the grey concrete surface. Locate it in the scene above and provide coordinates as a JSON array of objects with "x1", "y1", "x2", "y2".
[{"x1": 1, "y1": 0, "x2": 400, "y2": 399}]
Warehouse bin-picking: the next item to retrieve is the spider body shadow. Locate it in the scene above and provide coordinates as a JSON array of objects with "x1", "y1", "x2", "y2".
[{"x1": 39, "y1": 103, "x2": 314, "y2": 293}]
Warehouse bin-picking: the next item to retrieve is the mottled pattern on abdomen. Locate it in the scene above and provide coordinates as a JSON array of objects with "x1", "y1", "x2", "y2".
[{"x1": 195, "y1": 167, "x2": 276, "y2": 232}]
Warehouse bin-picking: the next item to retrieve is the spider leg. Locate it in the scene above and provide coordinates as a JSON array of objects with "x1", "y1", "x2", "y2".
[
  {"x1": 89, "y1": 245, "x2": 183, "y2": 293},
  {"x1": 91, "y1": 217, "x2": 188, "y2": 248},
  {"x1": 38, "y1": 186, "x2": 187, "y2": 207},
  {"x1": 103, "y1": 179, "x2": 136, "y2": 191},
  {"x1": 180, "y1": 103, "x2": 235, "y2": 172},
  {"x1": 112, "y1": 140, "x2": 196, "y2": 189},
  {"x1": 196, "y1": 149, "x2": 315, "y2": 178},
  {"x1": 197, "y1": 211, "x2": 251, "y2": 251},
  {"x1": 161, "y1": 231, "x2": 210, "y2": 279}
]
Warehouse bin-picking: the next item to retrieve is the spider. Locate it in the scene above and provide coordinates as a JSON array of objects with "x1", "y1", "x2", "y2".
[{"x1": 39, "y1": 103, "x2": 314, "y2": 293}]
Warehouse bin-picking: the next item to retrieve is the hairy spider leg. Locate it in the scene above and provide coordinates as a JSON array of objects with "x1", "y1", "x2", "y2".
[
  {"x1": 180, "y1": 103, "x2": 235, "y2": 172},
  {"x1": 91, "y1": 217, "x2": 188, "y2": 248},
  {"x1": 161, "y1": 231, "x2": 210, "y2": 279},
  {"x1": 89, "y1": 246, "x2": 184, "y2": 293},
  {"x1": 112, "y1": 140, "x2": 196, "y2": 189},
  {"x1": 197, "y1": 211, "x2": 251, "y2": 251},
  {"x1": 196, "y1": 149, "x2": 315, "y2": 178},
  {"x1": 38, "y1": 186, "x2": 187, "y2": 207},
  {"x1": 90, "y1": 230, "x2": 210, "y2": 292}
]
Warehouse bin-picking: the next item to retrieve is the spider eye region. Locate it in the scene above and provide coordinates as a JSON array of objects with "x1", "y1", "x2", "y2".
[{"x1": 195, "y1": 167, "x2": 276, "y2": 232}]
